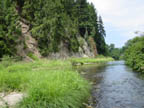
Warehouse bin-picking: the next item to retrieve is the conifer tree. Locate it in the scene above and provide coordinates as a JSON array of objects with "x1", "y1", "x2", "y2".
[
  {"x1": 98, "y1": 16, "x2": 106, "y2": 37},
  {"x1": 0, "y1": 0, "x2": 21, "y2": 58},
  {"x1": 0, "y1": 0, "x2": 108, "y2": 57}
]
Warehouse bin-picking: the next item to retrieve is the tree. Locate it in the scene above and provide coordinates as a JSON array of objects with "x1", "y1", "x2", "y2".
[
  {"x1": 0, "y1": 0, "x2": 108, "y2": 58},
  {"x1": 0, "y1": 0, "x2": 21, "y2": 58},
  {"x1": 107, "y1": 44, "x2": 123, "y2": 60},
  {"x1": 98, "y1": 16, "x2": 106, "y2": 37},
  {"x1": 124, "y1": 35, "x2": 144, "y2": 73}
]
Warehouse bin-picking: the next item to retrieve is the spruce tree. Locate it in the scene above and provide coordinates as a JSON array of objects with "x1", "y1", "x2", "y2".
[
  {"x1": 0, "y1": 0, "x2": 21, "y2": 58},
  {"x1": 0, "y1": 0, "x2": 108, "y2": 57}
]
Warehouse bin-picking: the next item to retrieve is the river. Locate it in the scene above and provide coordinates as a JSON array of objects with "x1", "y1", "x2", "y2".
[{"x1": 80, "y1": 61, "x2": 144, "y2": 108}]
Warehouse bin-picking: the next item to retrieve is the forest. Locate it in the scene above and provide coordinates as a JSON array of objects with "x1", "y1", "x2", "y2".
[{"x1": 0, "y1": 0, "x2": 108, "y2": 59}]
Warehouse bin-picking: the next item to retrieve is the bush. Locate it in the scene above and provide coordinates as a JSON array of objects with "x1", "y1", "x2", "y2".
[
  {"x1": 27, "y1": 53, "x2": 39, "y2": 61},
  {"x1": 124, "y1": 35, "x2": 144, "y2": 73}
]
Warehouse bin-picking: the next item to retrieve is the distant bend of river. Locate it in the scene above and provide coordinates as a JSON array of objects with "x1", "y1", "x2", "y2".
[{"x1": 80, "y1": 61, "x2": 144, "y2": 108}]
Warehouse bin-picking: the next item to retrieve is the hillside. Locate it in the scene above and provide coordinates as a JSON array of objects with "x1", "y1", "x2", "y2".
[{"x1": 0, "y1": 0, "x2": 107, "y2": 59}]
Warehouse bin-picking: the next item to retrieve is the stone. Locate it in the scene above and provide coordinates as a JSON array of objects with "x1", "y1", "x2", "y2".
[{"x1": 0, "y1": 92, "x2": 24, "y2": 107}]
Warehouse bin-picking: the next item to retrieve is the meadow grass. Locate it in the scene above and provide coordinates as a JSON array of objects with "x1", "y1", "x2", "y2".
[
  {"x1": 0, "y1": 59, "x2": 90, "y2": 108},
  {"x1": 70, "y1": 56, "x2": 114, "y2": 65},
  {"x1": 0, "y1": 56, "x2": 113, "y2": 108}
]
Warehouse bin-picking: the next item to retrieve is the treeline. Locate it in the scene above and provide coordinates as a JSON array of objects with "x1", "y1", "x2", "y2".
[
  {"x1": 124, "y1": 34, "x2": 144, "y2": 73},
  {"x1": 0, "y1": 0, "x2": 107, "y2": 58},
  {"x1": 106, "y1": 44, "x2": 123, "y2": 60},
  {"x1": 0, "y1": 0, "x2": 21, "y2": 58}
]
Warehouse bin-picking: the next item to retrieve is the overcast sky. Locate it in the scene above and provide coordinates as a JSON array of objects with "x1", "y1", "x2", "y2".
[{"x1": 87, "y1": 0, "x2": 144, "y2": 48}]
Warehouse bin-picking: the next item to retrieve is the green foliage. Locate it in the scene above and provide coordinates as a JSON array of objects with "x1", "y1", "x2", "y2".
[
  {"x1": 19, "y1": 0, "x2": 107, "y2": 56},
  {"x1": 1, "y1": 0, "x2": 107, "y2": 57},
  {"x1": 19, "y1": 70, "x2": 90, "y2": 108},
  {"x1": 0, "y1": 0, "x2": 21, "y2": 58},
  {"x1": 69, "y1": 38, "x2": 79, "y2": 52},
  {"x1": 124, "y1": 35, "x2": 144, "y2": 73},
  {"x1": 107, "y1": 44, "x2": 123, "y2": 60},
  {"x1": 70, "y1": 56, "x2": 114, "y2": 65},
  {"x1": 78, "y1": 37, "x2": 85, "y2": 47},
  {"x1": 93, "y1": 16, "x2": 107, "y2": 55},
  {"x1": 0, "y1": 59, "x2": 91, "y2": 107},
  {"x1": 22, "y1": 0, "x2": 79, "y2": 56},
  {"x1": 27, "y1": 52, "x2": 39, "y2": 61}
]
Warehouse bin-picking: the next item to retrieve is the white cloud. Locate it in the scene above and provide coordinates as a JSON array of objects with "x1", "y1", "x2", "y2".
[{"x1": 88, "y1": 0, "x2": 144, "y2": 47}]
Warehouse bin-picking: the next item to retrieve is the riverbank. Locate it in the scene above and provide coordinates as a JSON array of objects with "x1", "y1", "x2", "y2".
[
  {"x1": 0, "y1": 57, "x2": 113, "y2": 108},
  {"x1": 123, "y1": 35, "x2": 144, "y2": 74},
  {"x1": 70, "y1": 56, "x2": 114, "y2": 66}
]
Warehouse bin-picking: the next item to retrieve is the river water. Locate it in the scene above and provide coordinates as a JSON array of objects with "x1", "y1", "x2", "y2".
[{"x1": 80, "y1": 61, "x2": 144, "y2": 108}]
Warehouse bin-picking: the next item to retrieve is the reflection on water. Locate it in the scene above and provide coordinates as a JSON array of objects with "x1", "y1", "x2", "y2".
[{"x1": 79, "y1": 61, "x2": 144, "y2": 108}]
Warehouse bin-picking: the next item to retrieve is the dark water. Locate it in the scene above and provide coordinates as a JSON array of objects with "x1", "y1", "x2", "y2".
[{"x1": 80, "y1": 61, "x2": 144, "y2": 108}]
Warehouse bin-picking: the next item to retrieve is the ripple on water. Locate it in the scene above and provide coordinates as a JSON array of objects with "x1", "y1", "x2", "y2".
[{"x1": 82, "y1": 61, "x2": 144, "y2": 108}]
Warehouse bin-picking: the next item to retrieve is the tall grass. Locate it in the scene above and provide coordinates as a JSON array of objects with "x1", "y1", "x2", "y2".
[
  {"x1": 19, "y1": 70, "x2": 90, "y2": 108},
  {"x1": 70, "y1": 56, "x2": 114, "y2": 65},
  {"x1": 0, "y1": 59, "x2": 90, "y2": 108}
]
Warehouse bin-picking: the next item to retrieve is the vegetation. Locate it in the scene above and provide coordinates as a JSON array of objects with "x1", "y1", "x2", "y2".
[
  {"x1": 0, "y1": 0, "x2": 115, "y2": 107},
  {"x1": 0, "y1": 0, "x2": 107, "y2": 58},
  {"x1": 0, "y1": 0, "x2": 21, "y2": 58},
  {"x1": 70, "y1": 56, "x2": 114, "y2": 65},
  {"x1": 124, "y1": 35, "x2": 144, "y2": 73},
  {"x1": 27, "y1": 52, "x2": 39, "y2": 61},
  {"x1": 107, "y1": 44, "x2": 123, "y2": 60},
  {"x1": 0, "y1": 56, "x2": 114, "y2": 108},
  {"x1": 0, "y1": 58, "x2": 91, "y2": 108}
]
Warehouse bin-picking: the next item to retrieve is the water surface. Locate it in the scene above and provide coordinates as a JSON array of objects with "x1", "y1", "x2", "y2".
[{"x1": 80, "y1": 61, "x2": 144, "y2": 108}]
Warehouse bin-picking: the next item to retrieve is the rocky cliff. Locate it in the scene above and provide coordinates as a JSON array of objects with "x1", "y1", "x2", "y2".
[
  {"x1": 48, "y1": 37, "x2": 96, "y2": 59},
  {"x1": 16, "y1": 18, "x2": 97, "y2": 60},
  {"x1": 16, "y1": 19, "x2": 41, "y2": 61},
  {"x1": 0, "y1": 0, "x2": 106, "y2": 59}
]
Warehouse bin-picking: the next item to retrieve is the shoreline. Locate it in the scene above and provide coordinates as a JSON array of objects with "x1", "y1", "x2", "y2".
[{"x1": 0, "y1": 57, "x2": 113, "y2": 108}]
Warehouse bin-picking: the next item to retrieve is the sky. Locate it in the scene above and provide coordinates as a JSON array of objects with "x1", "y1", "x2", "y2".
[{"x1": 87, "y1": 0, "x2": 144, "y2": 48}]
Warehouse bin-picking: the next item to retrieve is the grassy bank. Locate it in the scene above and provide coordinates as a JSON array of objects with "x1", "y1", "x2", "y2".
[
  {"x1": 70, "y1": 56, "x2": 114, "y2": 65},
  {"x1": 0, "y1": 59, "x2": 90, "y2": 108},
  {"x1": 0, "y1": 56, "x2": 113, "y2": 108}
]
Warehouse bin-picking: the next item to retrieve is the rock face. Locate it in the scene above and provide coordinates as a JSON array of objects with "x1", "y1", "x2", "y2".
[
  {"x1": 16, "y1": 18, "x2": 97, "y2": 60},
  {"x1": 16, "y1": 19, "x2": 41, "y2": 61},
  {"x1": 80, "y1": 38, "x2": 95, "y2": 57},
  {"x1": 48, "y1": 37, "x2": 96, "y2": 59}
]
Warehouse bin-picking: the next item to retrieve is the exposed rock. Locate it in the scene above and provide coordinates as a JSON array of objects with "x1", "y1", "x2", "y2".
[
  {"x1": 48, "y1": 37, "x2": 95, "y2": 59},
  {"x1": 15, "y1": 18, "x2": 97, "y2": 60},
  {"x1": 87, "y1": 37, "x2": 98, "y2": 57},
  {"x1": 16, "y1": 19, "x2": 41, "y2": 61},
  {"x1": 0, "y1": 92, "x2": 24, "y2": 107},
  {"x1": 0, "y1": 93, "x2": 5, "y2": 98},
  {"x1": 48, "y1": 42, "x2": 70, "y2": 59},
  {"x1": 83, "y1": 103, "x2": 93, "y2": 108}
]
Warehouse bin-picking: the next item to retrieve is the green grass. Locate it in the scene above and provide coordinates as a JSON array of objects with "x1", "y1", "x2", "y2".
[
  {"x1": 0, "y1": 59, "x2": 90, "y2": 108},
  {"x1": 70, "y1": 56, "x2": 114, "y2": 65},
  {"x1": 0, "y1": 57, "x2": 113, "y2": 108}
]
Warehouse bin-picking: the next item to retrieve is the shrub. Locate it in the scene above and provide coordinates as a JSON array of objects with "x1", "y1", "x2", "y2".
[
  {"x1": 27, "y1": 53, "x2": 39, "y2": 61},
  {"x1": 124, "y1": 35, "x2": 144, "y2": 73}
]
